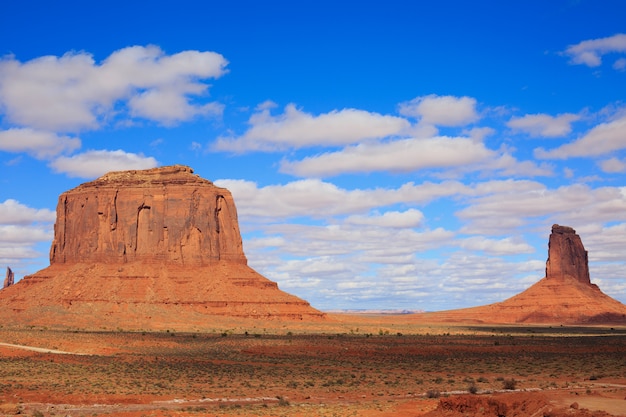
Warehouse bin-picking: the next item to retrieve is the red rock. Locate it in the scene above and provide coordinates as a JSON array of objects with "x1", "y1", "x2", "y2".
[
  {"x1": 0, "y1": 166, "x2": 325, "y2": 329},
  {"x1": 418, "y1": 224, "x2": 626, "y2": 325},
  {"x1": 2, "y1": 267, "x2": 14, "y2": 289},
  {"x1": 50, "y1": 165, "x2": 246, "y2": 265},
  {"x1": 546, "y1": 224, "x2": 590, "y2": 284}
]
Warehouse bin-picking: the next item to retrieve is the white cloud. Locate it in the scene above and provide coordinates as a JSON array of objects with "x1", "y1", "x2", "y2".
[
  {"x1": 599, "y1": 157, "x2": 626, "y2": 173},
  {"x1": 0, "y1": 128, "x2": 81, "y2": 159},
  {"x1": 457, "y1": 181, "x2": 626, "y2": 234},
  {"x1": 0, "y1": 199, "x2": 56, "y2": 225},
  {"x1": 128, "y1": 88, "x2": 224, "y2": 125},
  {"x1": 219, "y1": 175, "x2": 626, "y2": 309},
  {"x1": 0, "y1": 244, "x2": 43, "y2": 262},
  {"x1": 563, "y1": 167, "x2": 575, "y2": 178},
  {"x1": 535, "y1": 114, "x2": 626, "y2": 159},
  {"x1": 614, "y1": 57, "x2": 626, "y2": 71},
  {"x1": 398, "y1": 94, "x2": 479, "y2": 126},
  {"x1": 215, "y1": 178, "x2": 471, "y2": 219},
  {"x1": 0, "y1": 45, "x2": 228, "y2": 131},
  {"x1": 582, "y1": 222, "x2": 626, "y2": 262},
  {"x1": 212, "y1": 103, "x2": 410, "y2": 152},
  {"x1": 475, "y1": 152, "x2": 554, "y2": 178},
  {"x1": 49, "y1": 149, "x2": 158, "y2": 178},
  {"x1": 459, "y1": 236, "x2": 535, "y2": 255},
  {"x1": 280, "y1": 136, "x2": 494, "y2": 177},
  {"x1": 0, "y1": 201, "x2": 55, "y2": 267},
  {"x1": 248, "y1": 222, "x2": 455, "y2": 266},
  {"x1": 507, "y1": 113, "x2": 580, "y2": 137},
  {"x1": 564, "y1": 33, "x2": 626, "y2": 67},
  {"x1": 280, "y1": 136, "x2": 551, "y2": 178},
  {"x1": 345, "y1": 209, "x2": 424, "y2": 228},
  {"x1": 0, "y1": 224, "x2": 53, "y2": 244},
  {"x1": 244, "y1": 222, "x2": 542, "y2": 310}
]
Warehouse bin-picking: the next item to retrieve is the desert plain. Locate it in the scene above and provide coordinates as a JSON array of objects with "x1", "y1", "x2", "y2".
[{"x1": 1, "y1": 318, "x2": 625, "y2": 417}]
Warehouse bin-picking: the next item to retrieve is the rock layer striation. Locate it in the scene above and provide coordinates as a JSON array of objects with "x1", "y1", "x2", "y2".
[{"x1": 0, "y1": 166, "x2": 324, "y2": 329}]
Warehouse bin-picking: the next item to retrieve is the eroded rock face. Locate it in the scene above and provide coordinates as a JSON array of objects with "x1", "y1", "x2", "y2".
[
  {"x1": 545, "y1": 224, "x2": 590, "y2": 284},
  {"x1": 50, "y1": 165, "x2": 247, "y2": 266}
]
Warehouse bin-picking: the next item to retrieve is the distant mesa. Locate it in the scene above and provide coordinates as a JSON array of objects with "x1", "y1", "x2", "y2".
[
  {"x1": 0, "y1": 165, "x2": 324, "y2": 330},
  {"x1": 420, "y1": 224, "x2": 626, "y2": 325}
]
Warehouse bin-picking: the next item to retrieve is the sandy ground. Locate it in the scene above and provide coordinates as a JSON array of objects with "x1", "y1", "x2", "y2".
[{"x1": 1, "y1": 324, "x2": 625, "y2": 417}]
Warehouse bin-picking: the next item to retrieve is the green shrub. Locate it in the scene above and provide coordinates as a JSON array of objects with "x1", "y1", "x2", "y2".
[{"x1": 502, "y1": 378, "x2": 517, "y2": 390}]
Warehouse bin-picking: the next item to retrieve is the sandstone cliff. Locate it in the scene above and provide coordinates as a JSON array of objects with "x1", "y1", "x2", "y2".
[
  {"x1": 0, "y1": 166, "x2": 325, "y2": 329},
  {"x1": 50, "y1": 165, "x2": 246, "y2": 265},
  {"x1": 418, "y1": 224, "x2": 626, "y2": 324}
]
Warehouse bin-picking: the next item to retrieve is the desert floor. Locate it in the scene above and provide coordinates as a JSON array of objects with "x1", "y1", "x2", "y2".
[{"x1": 0, "y1": 319, "x2": 625, "y2": 417}]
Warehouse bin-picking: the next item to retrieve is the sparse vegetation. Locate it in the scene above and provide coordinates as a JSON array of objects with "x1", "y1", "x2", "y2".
[
  {"x1": 0, "y1": 327, "x2": 624, "y2": 415},
  {"x1": 502, "y1": 378, "x2": 517, "y2": 390},
  {"x1": 426, "y1": 389, "x2": 441, "y2": 398}
]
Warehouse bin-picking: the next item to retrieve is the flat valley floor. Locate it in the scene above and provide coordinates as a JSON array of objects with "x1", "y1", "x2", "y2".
[{"x1": 1, "y1": 321, "x2": 625, "y2": 417}]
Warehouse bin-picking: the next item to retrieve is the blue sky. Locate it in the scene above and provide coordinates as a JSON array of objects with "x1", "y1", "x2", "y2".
[{"x1": 1, "y1": 0, "x2": 626, "y2": 311}]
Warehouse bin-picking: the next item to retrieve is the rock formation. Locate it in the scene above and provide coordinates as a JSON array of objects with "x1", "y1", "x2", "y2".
[
  {"x1": 2, "y1": 267, "x2": 14, "y2": 289},
  {"x1": 0, "y1": 166, "x2": 324, "y2": 330},
  {"x1": 418, "y1": 224, "x2": 626, "y2": 324},
  {"x1": 545, "y1": 224, "x2": 590, "y2": 284},
  {"x1": 50, "y1": 165, "x2": 246, "y2": 265}
]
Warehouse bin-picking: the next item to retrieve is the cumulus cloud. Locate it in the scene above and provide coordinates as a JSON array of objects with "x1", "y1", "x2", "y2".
[
  {"x1": 0, "y1": 224, "x2": 53, "y2": 244},
  {"x1": 0, "y1": 199, "x2": 56, "y2": 225},
  {"x1": 457, "y1": 181, "x2": 626, "y2": 234},
  {"x1": 507, "y1": 113, "x2": 580, "y2": 137},
  {"x1": 398, "y1": 94, "x2": 479, "y2": 126},
  {"x1": 221, "y1": 176, "x2": 626, "y2": 309},
  {"x1": 564, "y1": 33, "x2": 626, "y2": 67},
  {"x1": 0, "y1": 244, "x2": 43, "y2": 262},
  {"x1": 251, "y1": 222, "x2": 455, "y2": 260},
  {"x1": 0, "y1": 200, "x2": 55, "y2": 267},
  {"x1": 243, "y1": 221, "x2": 540, "y2": 310},
  {"x1": 215, "y1": 178, "x2": 471, "y2": 219},
  {"x1": 279, "y1": 136, "x2": 548, "y2": 178},
  {"x1": 280, "y1": 136, "x2": 491, "y2": 177},
  {"x1": 459, "y1": 236, "x2": 535, "y2": 255},
  {"x1": 475, "y1": 152, "x2": 554, "y2": 178},
  {"x1": 582, "y1": 222, "x2": 626, "y2": 262},
  {"x1": 344, "y1": 209, "x2": 424, "y2": 228},
  {"x1": 599, "y1": 157, "x2": 626, "y2": 173},
  {"x1": 49, "y1": 149, "x2": 158, "y2": 178},
  {"x1": 0, "y1": 45, "x2": 228, "y2": 131},
  {"x1": 128, "y1": 88, "x2": 224, "y2": 125},
  {"x1": 535, "y1": 115, "x2": 626, "y2": 159},
  {"x1": 0, "y1": 128, "x2": 81, "y2": 159},
  {"x1": 212, "y1": 103, "x2": 410, "y2": 152}
]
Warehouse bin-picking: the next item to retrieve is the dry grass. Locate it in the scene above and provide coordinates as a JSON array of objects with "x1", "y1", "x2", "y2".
[{"x1": 0, "y1": 326, "x2": 625, "y2": 416}]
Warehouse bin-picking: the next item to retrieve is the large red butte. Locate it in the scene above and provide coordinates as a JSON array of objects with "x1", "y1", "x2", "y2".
[{"x1": 0, "y1": 166, "x2": 324, "y2": 330}]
